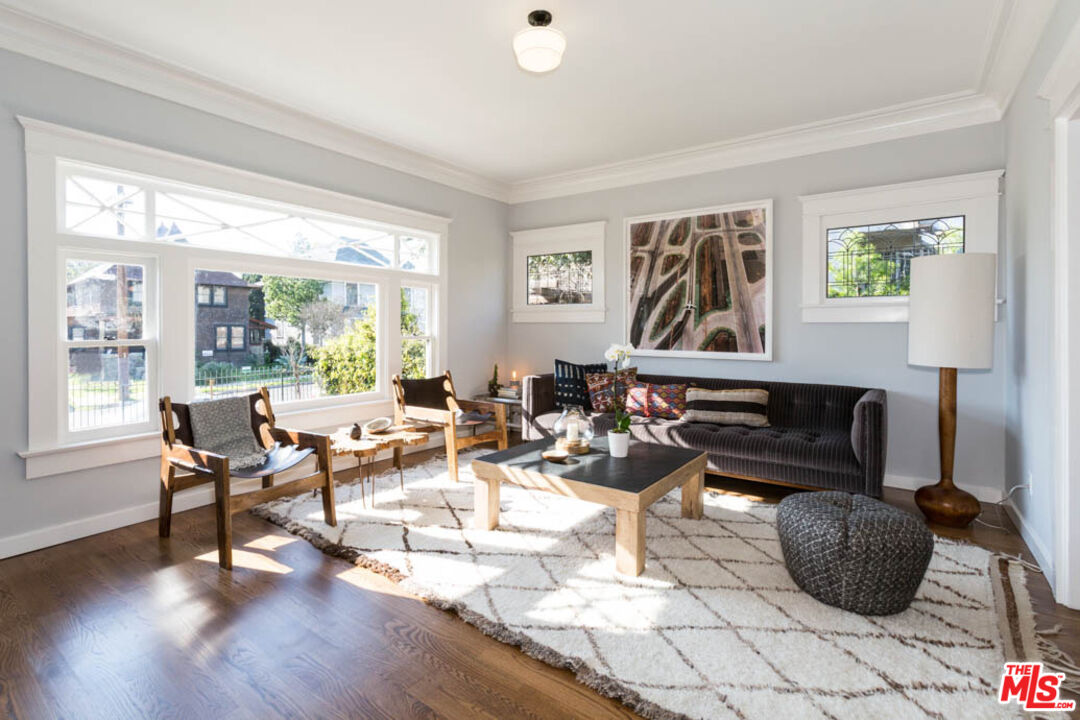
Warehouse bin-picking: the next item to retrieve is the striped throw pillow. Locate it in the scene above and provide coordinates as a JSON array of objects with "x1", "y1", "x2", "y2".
[
  {"x1": 554, "y1": 359, "x2": 607, "y2": 410},
  {"x1": 683, "y1": 388, "x2": 770, "y2": 427}
]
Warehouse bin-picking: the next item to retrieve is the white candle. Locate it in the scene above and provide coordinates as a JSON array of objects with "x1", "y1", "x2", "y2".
[{"x1": 566, "y1": 421, "x2": 579, "y2": 442}]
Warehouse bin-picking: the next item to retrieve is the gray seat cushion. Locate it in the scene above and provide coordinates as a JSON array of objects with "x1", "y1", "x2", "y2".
[
  {"x1": 776, "y1": 492, "x2": 934, "y2": 615},
  {"x1": 529, "y1": 411, "x2": 860, "y2": 475}
]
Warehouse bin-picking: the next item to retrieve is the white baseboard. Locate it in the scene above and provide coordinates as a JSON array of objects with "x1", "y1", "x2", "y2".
[
  {"x1": 0, "y1": 439, "x2": 443, "y2": 560},
  {"x1": 883, "y1": 474, "x2": 1004, "y2": 504},
  {"x1": 1003, "y1": 499, "x2": 1056, "y2": 586}
]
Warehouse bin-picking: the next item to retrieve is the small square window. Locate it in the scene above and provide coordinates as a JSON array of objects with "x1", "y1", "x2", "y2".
[{"x1": 215, "y1": 326, "x2": 228, "y2": 350}]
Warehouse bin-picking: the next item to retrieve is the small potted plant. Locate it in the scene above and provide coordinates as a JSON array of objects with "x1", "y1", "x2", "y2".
[{"x1": 604, "y1": 343, "x2": 634, "y2": 458}]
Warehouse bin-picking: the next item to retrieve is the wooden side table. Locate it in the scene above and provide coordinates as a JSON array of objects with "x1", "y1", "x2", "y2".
[
  {"x1": 329, "y1": 422, "x2": 437, "y2": 506},
  {"x1": 472, "y1": 395, "x2": 523, "y2": 431}
]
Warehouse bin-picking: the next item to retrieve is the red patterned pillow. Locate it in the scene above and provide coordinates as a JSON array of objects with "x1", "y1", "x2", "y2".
[
  {"x1": 625, "y1": 381, "x2": 687, "y2": 419},
  {"x1": 585, "y1": 368, "x2": 638, "y2": 413}
]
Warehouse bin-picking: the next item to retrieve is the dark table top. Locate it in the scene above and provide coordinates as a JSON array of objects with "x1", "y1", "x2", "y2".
[{"x1": 473, "y1": 437, "x2": 705, "y2": 495}]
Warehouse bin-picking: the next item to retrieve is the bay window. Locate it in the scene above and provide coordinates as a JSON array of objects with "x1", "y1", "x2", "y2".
[{"x1": 23, "y1": 118, "x2": 448, "y2": 478}]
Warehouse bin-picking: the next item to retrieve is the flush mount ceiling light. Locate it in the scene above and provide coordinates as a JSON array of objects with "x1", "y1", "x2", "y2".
[{"x1": 513, "y1": 9, "x2": 566, "y2": 73}]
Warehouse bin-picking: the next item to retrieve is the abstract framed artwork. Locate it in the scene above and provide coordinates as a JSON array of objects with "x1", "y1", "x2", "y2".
[{"x1": 625, "y1": 200, "x2": 772, "y2": 360}]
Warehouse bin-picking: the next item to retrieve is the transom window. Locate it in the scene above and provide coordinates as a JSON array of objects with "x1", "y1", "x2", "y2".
[
  {"x1": 825, "y1": 216, "x2": 964, "y2": 298},
  {"x1": 25, "y1": 119, "x2": 446, "y2": 475},
  {"x1": 61, "y1": 161, "x2": 436, "y2": 274},
  {"x1": 799, "y1": 171, "x2": 1001, "y2": 323}
]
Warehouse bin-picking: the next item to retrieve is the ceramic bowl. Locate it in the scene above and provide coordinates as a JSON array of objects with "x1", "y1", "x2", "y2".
[{"x1": 541, "y1": 448, "x2": 570, "y2": 463}]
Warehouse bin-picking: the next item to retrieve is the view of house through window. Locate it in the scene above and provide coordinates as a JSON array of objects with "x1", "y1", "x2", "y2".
[
  {"x1": 526, "y1": 251, "x2": 593, "y2": 305},
  {"x1": 46, "y1": 158, "x2": 442, "y2": 442},
  {"x1": 66, "y1": 260, "x2": 149, "y2": 430},
  {"x1": 825, "y1": 216, "x2": 964, "y2": 298},
  {"x1": 194, "y1": 270, "x2": 378, "y2": 403}
]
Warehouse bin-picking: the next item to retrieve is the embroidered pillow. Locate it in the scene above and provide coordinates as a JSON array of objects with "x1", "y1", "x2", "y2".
[
  {"x1": 554, "y1": 359, "x2": 607, "y2": 410},
  {"x1": 682, "y1": 388, "x2": 770, "y2": 427},
  {"x1": 585, "y1": 368, "x2": 638, "y2": 413},
  {"x1": 625, "y1": 381, "x2": 687, "y2": 420}
]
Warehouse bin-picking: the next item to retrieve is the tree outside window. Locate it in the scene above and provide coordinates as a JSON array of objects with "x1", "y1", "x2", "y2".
[{"x1": 826, "y1": 216, "x2": 964, "y2": 298}]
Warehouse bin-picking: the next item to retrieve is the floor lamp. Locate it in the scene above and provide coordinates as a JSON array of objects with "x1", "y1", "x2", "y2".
[{"x1": 908, "y1": 253, "x2": 996, "y2": 528}]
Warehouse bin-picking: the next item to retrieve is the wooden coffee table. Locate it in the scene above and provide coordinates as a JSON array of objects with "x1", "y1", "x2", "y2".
[
  {"x1": 471, "y1": 438, "x2": 706, "y2": 576},
  {"x1": 330, "y1": 422, "x2": 438, "y2": 506}
]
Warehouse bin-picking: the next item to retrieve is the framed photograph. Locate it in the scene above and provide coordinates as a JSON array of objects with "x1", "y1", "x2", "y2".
[
  {"x1": 511, "y1": 221, "x2": 606, "y2": 323},
  {"x1": 625, "y1": 200, "x2": 772, "y2": 360}
]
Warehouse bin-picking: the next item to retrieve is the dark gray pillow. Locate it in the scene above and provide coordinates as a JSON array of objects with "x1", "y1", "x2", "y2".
[{"x1": 554, "y1": 359, "x2": 606, "y2": 410}]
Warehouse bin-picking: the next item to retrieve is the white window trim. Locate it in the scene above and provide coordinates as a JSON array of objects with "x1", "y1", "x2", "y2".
[
  {"x1": 401, "y1": 281, "x2": 437, "y2": 378},
  {"x1": 511, "y1": 221, "x2": 606, "y2": 323},
  {"x1": 799, "y1": 170, "x2": 1004, "y2": 323},
  {"x1": 21, "y1": 117, "x2": 449, "y2": 479}
]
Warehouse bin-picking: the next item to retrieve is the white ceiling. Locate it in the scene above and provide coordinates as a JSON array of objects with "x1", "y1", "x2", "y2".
[{"x1": 0, "y1": 1, "x2": 1040, "y2": 196}]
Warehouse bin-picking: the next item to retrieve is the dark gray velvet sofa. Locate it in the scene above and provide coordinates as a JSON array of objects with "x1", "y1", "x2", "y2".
[{"x1": 522, "y1": 372, "x2": 887, "y2": 497}]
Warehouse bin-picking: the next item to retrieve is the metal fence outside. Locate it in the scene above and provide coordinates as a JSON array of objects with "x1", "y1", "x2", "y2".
[
  {"x1": 67, "y1": 365, "x2": 325, "y2": 430},
  {"x1": 194, "y1": 365, "x2": 321, "y2": 404}
]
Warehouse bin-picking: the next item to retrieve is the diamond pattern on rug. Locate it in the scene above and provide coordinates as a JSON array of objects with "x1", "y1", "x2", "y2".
[{"x1": 255, "y1": 451, "x2": 1029, "y2": 720}]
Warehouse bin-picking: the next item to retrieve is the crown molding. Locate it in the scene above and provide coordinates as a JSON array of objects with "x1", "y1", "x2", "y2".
[
  {"x1": 1038, "y1": 12, "x2": 1080, "y2": 120},
  {"x1": 507, "y1": 93, "x2": 1001, "y2": 203},
  {"x1": 978, "y1": 0, "x2": 1058, "y2": 110},
  {"x1": 0, "y1": 2, "x2": 1053, "y2": 207},
  {"x1": 0, "y1": 4, "x2": 511, "y2": 202}
]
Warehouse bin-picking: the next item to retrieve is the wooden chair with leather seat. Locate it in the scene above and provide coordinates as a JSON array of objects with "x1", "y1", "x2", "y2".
[
  {"x1": 392, "y1": 371, "x2": 508, "y2": 482},
  {"x1": 158, "y1": 387, "x2": 336, "y2": 569}
]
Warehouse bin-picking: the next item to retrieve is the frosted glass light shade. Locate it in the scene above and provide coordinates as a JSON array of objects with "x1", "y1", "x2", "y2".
[
  {"x1": 513, "y1": 26, "x2": 566, "y2": 73},
  {"x1": 908, "y1": 253, "x2": 996, "y2": 369}
]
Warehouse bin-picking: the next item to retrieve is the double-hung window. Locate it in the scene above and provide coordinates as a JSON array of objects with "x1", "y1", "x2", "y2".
[
  {"x1": 401, "y1": 284, "x2": 435, "y2": 379},
  {"x1": 63, "y1": 252, "x2": 158, "y2": 437},
  {"x1": 23, "y1": 118, "x2": 447, "y2": 478}
]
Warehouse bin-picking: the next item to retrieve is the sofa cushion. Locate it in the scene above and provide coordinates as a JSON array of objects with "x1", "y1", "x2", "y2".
[
  {"x1": 585, "y1": 368, "x2": 637, "y2": 413},
  {"x1": 625, "y1": 381, "x2": 687, "y2": 419},
  {"x1": 554, "y1": 359, "x2": 607, "y2": 410},
  {"x1": 683, "y1": 387, "x2": 770, "y2": 427},
  {"x1": 529, "y1": 412, "x2": 860, "y2": 476}
]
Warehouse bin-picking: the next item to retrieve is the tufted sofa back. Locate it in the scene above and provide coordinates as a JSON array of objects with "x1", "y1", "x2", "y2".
[{"x1": 636, "y1": 374, "x2": 869, "y2": 432}]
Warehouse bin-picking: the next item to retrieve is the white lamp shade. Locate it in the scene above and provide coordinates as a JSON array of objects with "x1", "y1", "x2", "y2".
[
  {"x1": 513, "y1": 26, "x2": 566, "y2": 73},
  {"x1": 908, "y1": 253, "x2": 996, "y2": 369}
]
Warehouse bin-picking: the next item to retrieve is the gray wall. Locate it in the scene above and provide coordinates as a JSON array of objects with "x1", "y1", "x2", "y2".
[
  {"x1": 1001, "y1": 0, "x2": 1080, "y2": 582},
  {"x1": 508, "y1": 124, "x2": 1008, "y2": 494},
  {"x1": 0, "y1": 49, "x2": 507, "y2": 547}
]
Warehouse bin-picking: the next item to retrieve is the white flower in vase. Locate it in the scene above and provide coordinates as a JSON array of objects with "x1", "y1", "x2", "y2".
[{"x1": 604, "y1": 342, "x2": 635, "y2": 370}]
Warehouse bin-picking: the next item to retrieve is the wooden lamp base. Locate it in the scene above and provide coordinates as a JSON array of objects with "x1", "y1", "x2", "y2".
[
  {"x1": 914, "y1": 367, "x2": 982, "y2": 528},
  {"x1": 914, "y1": 479, "x2": 981, "y2": 528}
]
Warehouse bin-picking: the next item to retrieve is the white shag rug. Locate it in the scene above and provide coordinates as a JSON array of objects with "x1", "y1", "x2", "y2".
[{"x1": 253, "y1": 451, "x2": 1045, "y2": 720}]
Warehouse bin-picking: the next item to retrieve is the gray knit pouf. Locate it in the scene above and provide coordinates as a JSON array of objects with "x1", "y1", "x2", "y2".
[{"x1": 776, "y1": 491, "x2": 934, "y2": 615}]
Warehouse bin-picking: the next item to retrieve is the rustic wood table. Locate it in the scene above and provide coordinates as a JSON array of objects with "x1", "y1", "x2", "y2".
[{"x1": 329, "y1": 422, "x2": 438, "y2": 506}]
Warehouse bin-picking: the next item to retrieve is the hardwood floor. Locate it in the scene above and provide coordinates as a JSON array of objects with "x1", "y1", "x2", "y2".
[{"x1": 1, "y1": 447, "x2": 1077, "y2": 719}]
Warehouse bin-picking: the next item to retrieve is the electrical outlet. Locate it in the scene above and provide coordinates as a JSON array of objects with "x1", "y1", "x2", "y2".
[{"x1": 1025, "y1": 472, "x2": 1033, "y2": 492}]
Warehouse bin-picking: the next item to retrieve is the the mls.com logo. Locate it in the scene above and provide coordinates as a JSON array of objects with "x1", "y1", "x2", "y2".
[{"x1": 998, "y1": 662, "x2": 1076, "y2": 712}]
